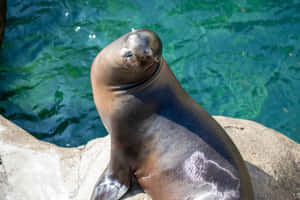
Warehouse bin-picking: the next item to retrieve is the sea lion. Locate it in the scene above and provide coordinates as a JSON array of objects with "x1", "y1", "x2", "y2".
[{"x1": 90, "y1": 28, "x2": 254, "y2": 200}]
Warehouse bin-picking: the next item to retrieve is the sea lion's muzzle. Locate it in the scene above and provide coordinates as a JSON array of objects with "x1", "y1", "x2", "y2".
[{"x1": 121, "y1": 32, "x2": 153, "y2": 58}]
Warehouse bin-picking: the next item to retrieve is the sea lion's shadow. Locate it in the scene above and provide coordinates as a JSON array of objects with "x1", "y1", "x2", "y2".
[{"x1": 121, "y1": 161, "x2": 274, "y2": 200}]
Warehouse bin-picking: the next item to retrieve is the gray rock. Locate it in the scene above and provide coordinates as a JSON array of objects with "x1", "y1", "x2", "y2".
[{"x1": 0, "y1": 115, "x2": 299, "y2": 200}]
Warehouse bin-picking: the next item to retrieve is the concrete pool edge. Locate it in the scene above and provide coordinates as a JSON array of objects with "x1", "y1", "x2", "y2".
[{"x1": 0, "y1": 115, "x2": 299, "y2": 200}]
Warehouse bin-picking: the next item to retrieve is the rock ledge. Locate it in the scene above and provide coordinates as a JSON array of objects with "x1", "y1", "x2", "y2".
[{"x1": 0, "y1": 115, "x2": 299, "y2": 200}]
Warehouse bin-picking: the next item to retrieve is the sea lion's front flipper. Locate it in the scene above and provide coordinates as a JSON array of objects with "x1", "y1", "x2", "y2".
[{"x1": 90, "y1": 163, "x2": 131, "y2": 200}]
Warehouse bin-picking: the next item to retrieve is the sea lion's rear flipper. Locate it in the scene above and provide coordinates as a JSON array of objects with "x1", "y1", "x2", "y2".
[{"x1": 90, "y1": 163, "x2": 131, "y2": 200}]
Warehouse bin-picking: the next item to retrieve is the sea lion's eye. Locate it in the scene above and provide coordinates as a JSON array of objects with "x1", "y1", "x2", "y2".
[
  {"x1": 125, "y1": 51, "x2": 133, "y2": 58},
  {"x1": 120, "y1": 48, "x2": 133, "y2": 59},
  {"x1": 144, "y1": 47, "x2": 153, "y2": 57}
]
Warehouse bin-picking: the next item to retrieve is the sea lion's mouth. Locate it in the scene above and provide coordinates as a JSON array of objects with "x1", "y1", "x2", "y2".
[{"x1": 111, "y1": 60, "x2": 161, "y2": 92}]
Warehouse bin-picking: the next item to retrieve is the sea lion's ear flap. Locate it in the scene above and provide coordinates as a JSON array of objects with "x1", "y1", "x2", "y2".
[{"x1": 154, "y1": 56, "x2": 160, "y2": 63}]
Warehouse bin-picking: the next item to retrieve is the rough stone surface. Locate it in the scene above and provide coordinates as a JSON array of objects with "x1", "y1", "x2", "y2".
[{"x1": 0, "y1": 115, "x2": 299, "y2": 200}]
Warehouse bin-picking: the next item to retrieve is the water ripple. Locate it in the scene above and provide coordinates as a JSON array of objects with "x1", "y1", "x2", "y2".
[{"x1": 1, "y1": 0, "x2": 299, "y2": 146}]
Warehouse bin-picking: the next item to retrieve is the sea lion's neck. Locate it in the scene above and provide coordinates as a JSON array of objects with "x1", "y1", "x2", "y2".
[{"x1": 110, "y1": 60, "x2": 162, "y2": 93}]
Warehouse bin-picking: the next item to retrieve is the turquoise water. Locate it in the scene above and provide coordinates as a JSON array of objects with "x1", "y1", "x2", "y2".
[{"x1": 0, "y1": 0, "x2": 299, "y2": 147}]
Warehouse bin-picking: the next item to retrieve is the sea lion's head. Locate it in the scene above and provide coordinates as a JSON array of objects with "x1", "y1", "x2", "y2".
[{"x1": 91, "y1": 29, "x2": 162, "y2": 89}]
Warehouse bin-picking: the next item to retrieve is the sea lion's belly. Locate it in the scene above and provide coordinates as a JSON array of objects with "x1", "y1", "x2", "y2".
[{"x1": 135, "y1": 115, "x2": 241, "y2": 200}]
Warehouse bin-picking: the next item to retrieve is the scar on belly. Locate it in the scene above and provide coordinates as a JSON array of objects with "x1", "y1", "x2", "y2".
[
  {"x1": 183, "y1": 151, "x2": 240, "y2": 189},
  {"x1": 183, "y1": 151, "x2": 206, "y2": 183},
  {"x1": 184, "y1": 151, "x2": 241, "y2": 199}
]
